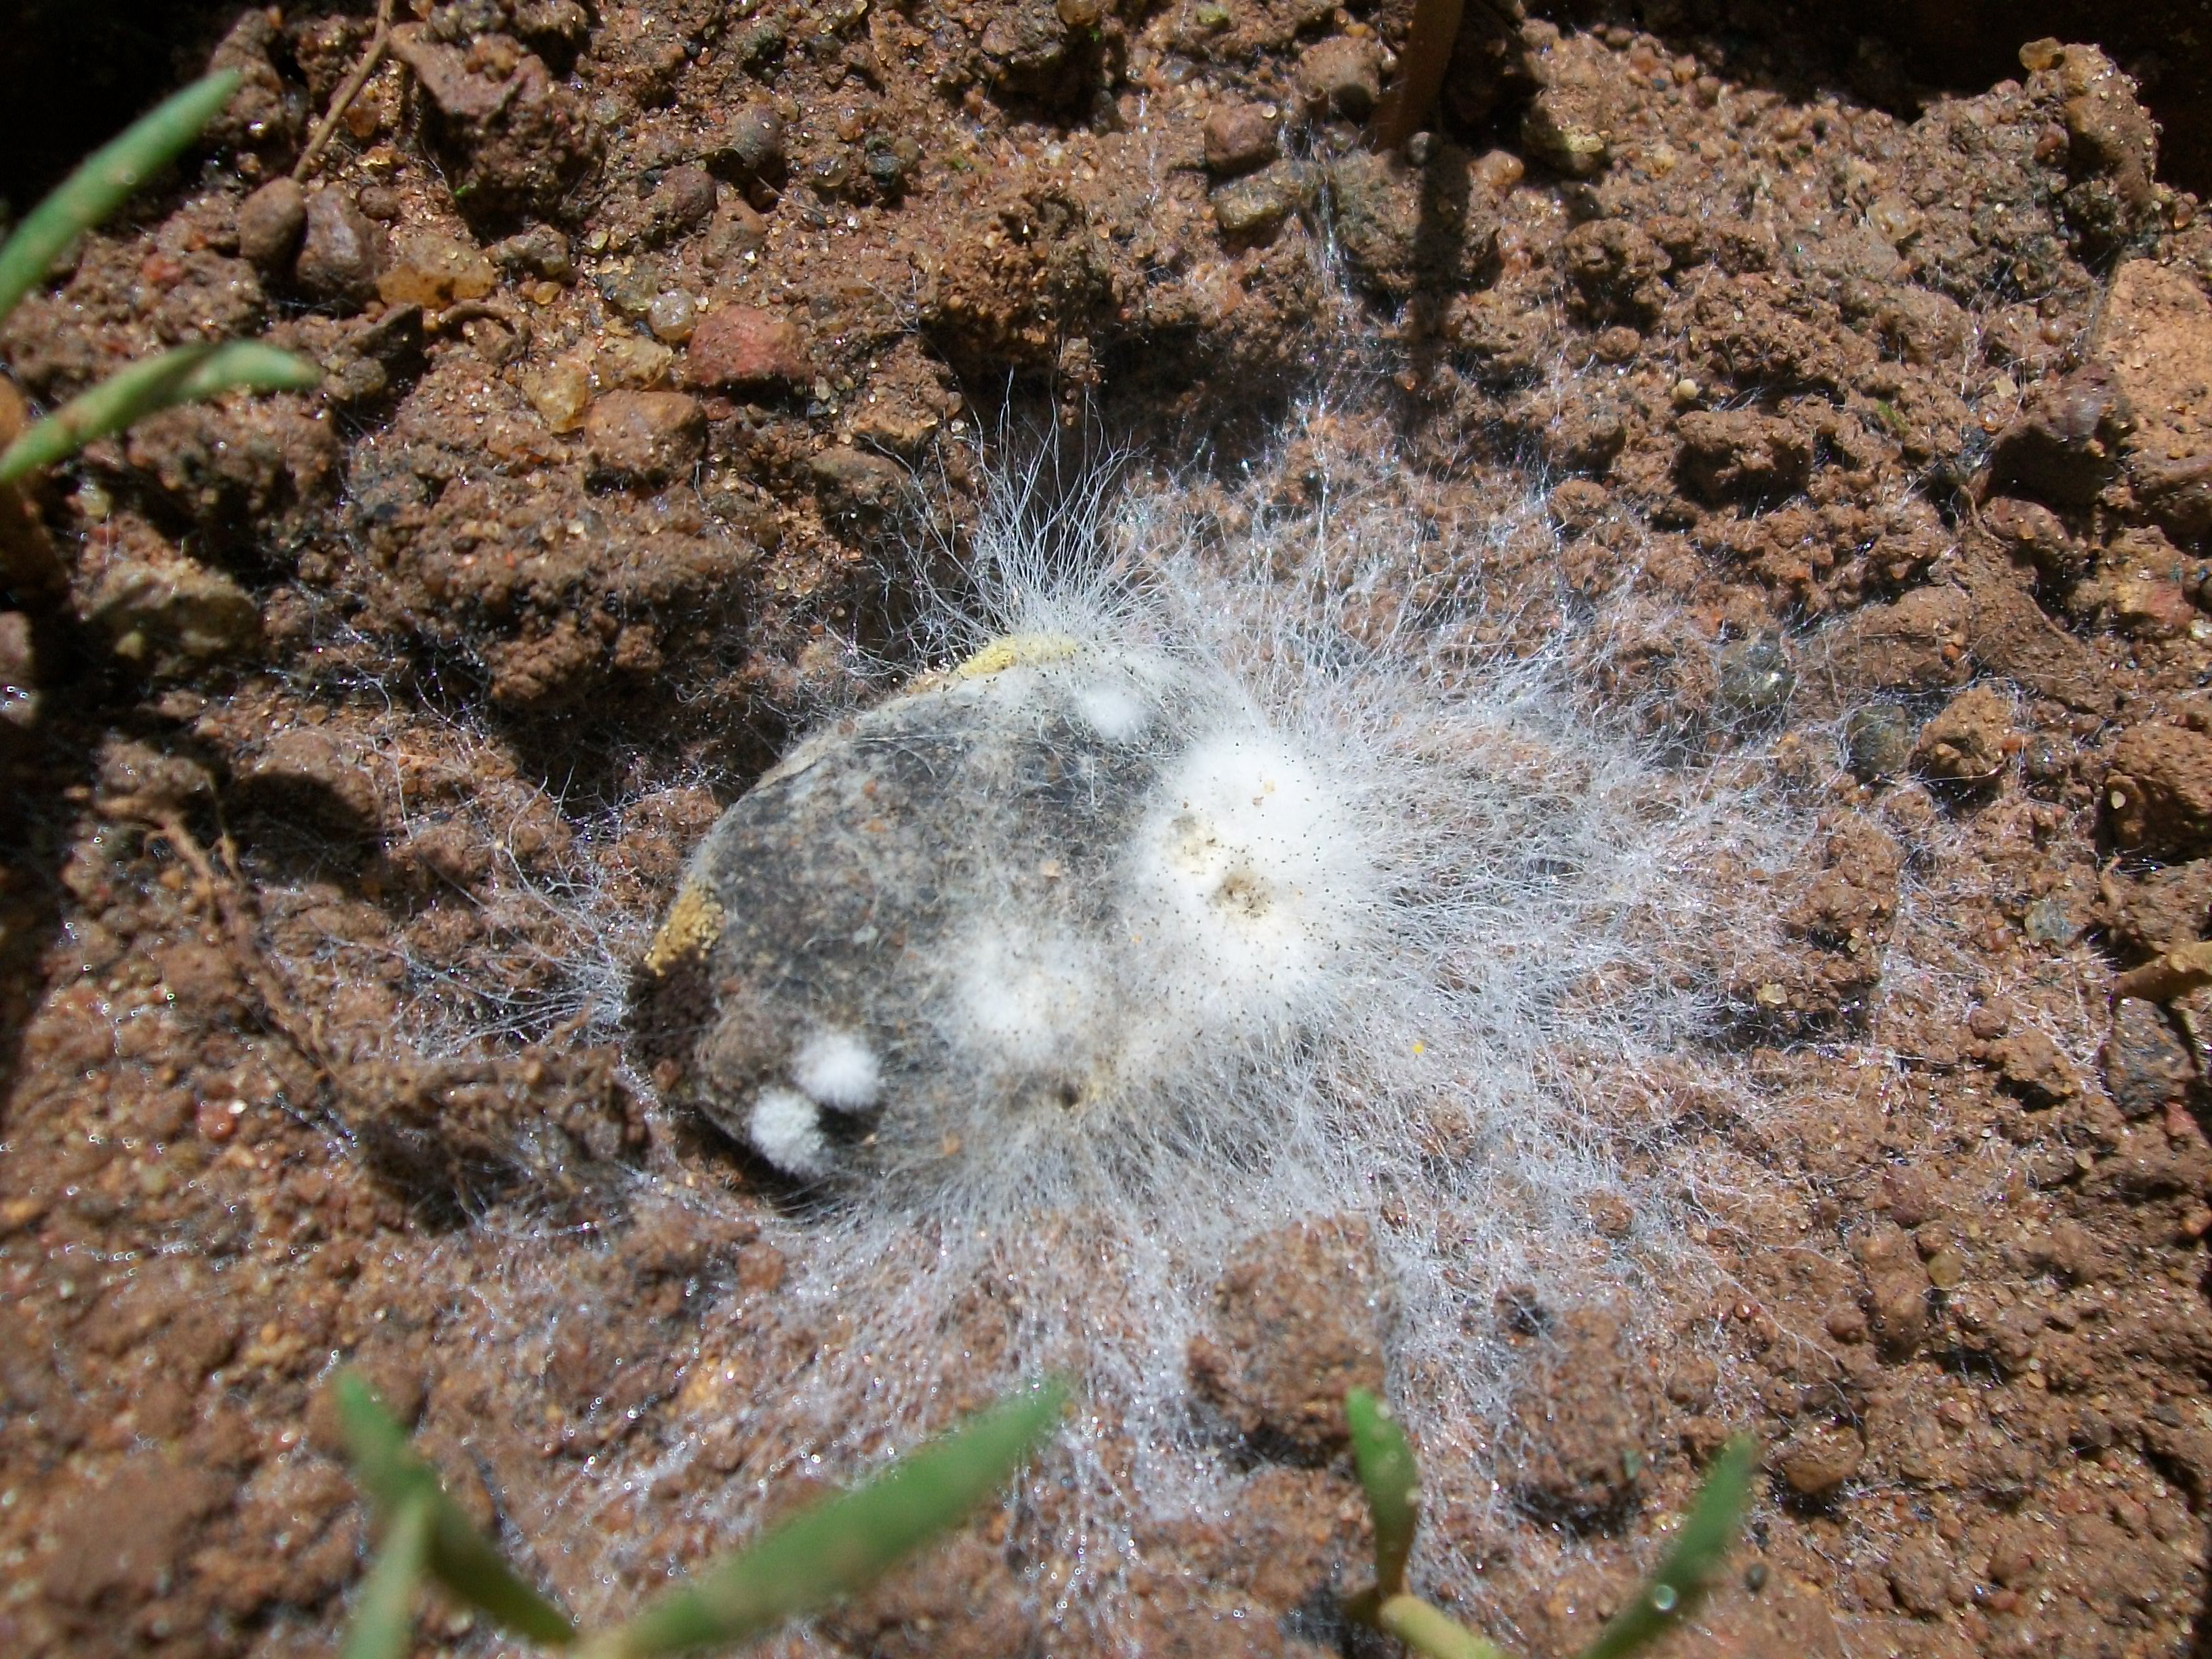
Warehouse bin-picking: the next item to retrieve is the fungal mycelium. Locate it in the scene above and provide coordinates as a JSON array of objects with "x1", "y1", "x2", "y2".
[{"x1": 608, "y1": 431, "x2": 1799, "y2": 1630}]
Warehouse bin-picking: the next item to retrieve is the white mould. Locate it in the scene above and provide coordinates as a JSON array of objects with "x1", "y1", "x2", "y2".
[{"x1": 607, "y1": 417, "x2": 1805, "y2": 1638}]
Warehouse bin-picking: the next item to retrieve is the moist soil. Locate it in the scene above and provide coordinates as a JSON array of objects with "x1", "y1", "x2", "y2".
[{"x1": 6, "y1": 2, "x2": 2212, "y2": 1657}]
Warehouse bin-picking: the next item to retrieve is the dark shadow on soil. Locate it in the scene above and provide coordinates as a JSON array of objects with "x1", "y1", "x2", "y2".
[
  {"x1": 1497, "y1": 0, "x2": 2211, "y2": 198},
  {"x1": 0, "y1": 721, "x2": 94, "y2": 1107},
  {"x1": 0, "y1": 0, "x2": 264, "y2": 209}
]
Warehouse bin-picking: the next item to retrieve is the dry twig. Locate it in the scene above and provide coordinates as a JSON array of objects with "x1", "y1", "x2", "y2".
[{"x1": 295, "y1": 0, "x2": 399, "y2": 182}]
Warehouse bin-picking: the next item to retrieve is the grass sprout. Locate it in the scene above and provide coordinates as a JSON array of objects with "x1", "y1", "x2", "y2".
[
  {"x1": 0, "y1": 68, "x2": 318, "y2": 485},
  {"x1": 331, "y1": 1368, "x2": 1068, "y2": 1658},
  {"x1": 1343, "y1": 1388, "x2": 1757, "y2": 1659},
  {"x1": 0, "y1": 340, "x2": 318, "y2": 484}
]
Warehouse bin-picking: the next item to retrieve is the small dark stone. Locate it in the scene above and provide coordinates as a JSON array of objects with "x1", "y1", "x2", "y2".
[
  {"x1": 355, "y1": 185, "x2": 404, "y2": 222},
  {"x1": 718, "y1": 106, "x2": 788, "y2": 184},
  {"x1": 234, "y1": 178, "x2": 306, "y2": 270},
  {"x1": 1845, "y1": 701, "x2": 1914, "y2": 782},
  {"x1": 1715, "y1": 637, "x2": 1794, "y2": 722},
  {"x1": 645, "y1": 164, "x2": 720, "y2": 243},
  {"x1": 293, "y1": 189, "x2": 387, "y2": 309},
  {"x1": 863, "y1": 136, "x2": 920, "y2": 196},
  {"x1": 731, "y1": 22, "x2": 787, "y2": 71},
  {"x1": 2106, "y1": 998, "x2": 2197, "y2": 1121},
  {"x1": 600, "y1": 264, "x2": 665, "y2": 320}
]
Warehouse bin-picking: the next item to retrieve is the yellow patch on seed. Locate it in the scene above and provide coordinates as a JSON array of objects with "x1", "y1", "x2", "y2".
[
  {"x1": 952, "y1": 632, "x2": 1083, "y2": 679},
  {"x1": 644, "y1": 882, "x2": 725, "y2": 975}
]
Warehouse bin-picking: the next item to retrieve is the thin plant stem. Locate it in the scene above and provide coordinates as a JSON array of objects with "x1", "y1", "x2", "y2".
[{"x1": 1374, "y1": 0, "x2": 1466, "y2": 148}]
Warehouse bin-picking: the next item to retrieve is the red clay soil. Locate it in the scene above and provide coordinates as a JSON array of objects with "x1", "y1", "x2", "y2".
[{"x1": 5, "y1": 3, "x2": 2212, "y2": 1658}]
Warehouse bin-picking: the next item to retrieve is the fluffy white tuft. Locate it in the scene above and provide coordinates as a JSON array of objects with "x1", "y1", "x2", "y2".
[
  {"x1": 791, "y1": 1027, "x2": 884, "y2": 1113},
  {"x1": 1123, "y1": 724, "x2": 1380, "y2": 1038},
  {"x1": 747, "y1": 1084, "x2": 832, "y2": 1176}
]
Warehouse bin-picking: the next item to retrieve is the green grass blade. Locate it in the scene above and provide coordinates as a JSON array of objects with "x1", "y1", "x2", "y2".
[
  {"x1": 0, "y1": 339, "x2": 319, "y2": 483},
  {"x1": 340, "y1": 1492, "x2": 434, "y2": 1659},
  {"x1": 331, "y1": 1370, "x2": 577, "y2": 1647},
  {"x1": 1345, "y1": 1388, "x2": 1418, "y2": 1597},
  {"x1": 1378, "y1": 1594, "x2": 1516, "y2": 1659},
  {"x1": 599, "y1": 1380, "x2": 1069, "y2": 1659},
  {"x1": 1574, "y1": 1437, "x2": 1758, "y2": 1659},
  {"x1": 0, "y1": 69, "x2": 241, "y2": 326}
]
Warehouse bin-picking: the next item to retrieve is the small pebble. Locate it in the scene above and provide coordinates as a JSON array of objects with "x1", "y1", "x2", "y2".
[
  {"x1": 646, "y1": 165, "x2": 719, "y2": 241},
  {"x1": 601, "y1": 266, "x2": 663, "y2": 320},
  {"x1": 520, "y1": 361, "x2": 593, "y2": 433},
  {"x1": 234, "y1": 178, "x2": 306, "y2": 270},
  {"x1": 1774, "y1": 1421, "x2": 1864, "y2": 1496},
  {"x1": 377, "y1": 229, "x2": 497, "y2": 309},
  {"x1": 649, "y1": 290, "x2": 699, "y2": 343},
  {"x1": 863, "y1": 136, "x2": 920, "y2": 195},
  {"x1": 600, "y1": 335, "x2": 676, "y2": 390},
  {"x1": 583, "y1": 390, "x2": 706, "y2": 482},
  {"x1": 1295, "y1": 39, "x2": 1382, "y2": 119},
  {"x1": 293, "y1": 189, "x2": 386, "y2": 308},
  {"x1": 687, "y1": 305, "x2": 810, "y2": 389},
  {"x1": 1212, "y1": 165, "x2": 1303, "y2": 241},
  {"x1": 493, "y1": 226, "x2": 575, "y2": 282},
  {"x1": 721, "y1": 106, "x2": 788, "y2": 181},
  {"x1": 1202, "y1": 104, "x2": 1277, "y2": 176},
  {"x1": 1715, "y1": 637, "x2": 1794, "y2": 722},
  {"x1": 1845, "y1": 701, "x2": 1914, "y2": 782}
]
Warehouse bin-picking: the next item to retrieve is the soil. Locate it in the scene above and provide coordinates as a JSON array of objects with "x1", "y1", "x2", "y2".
[{"x1": 5, "y1": 1, "x2": 2212, "y2": 1658}]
